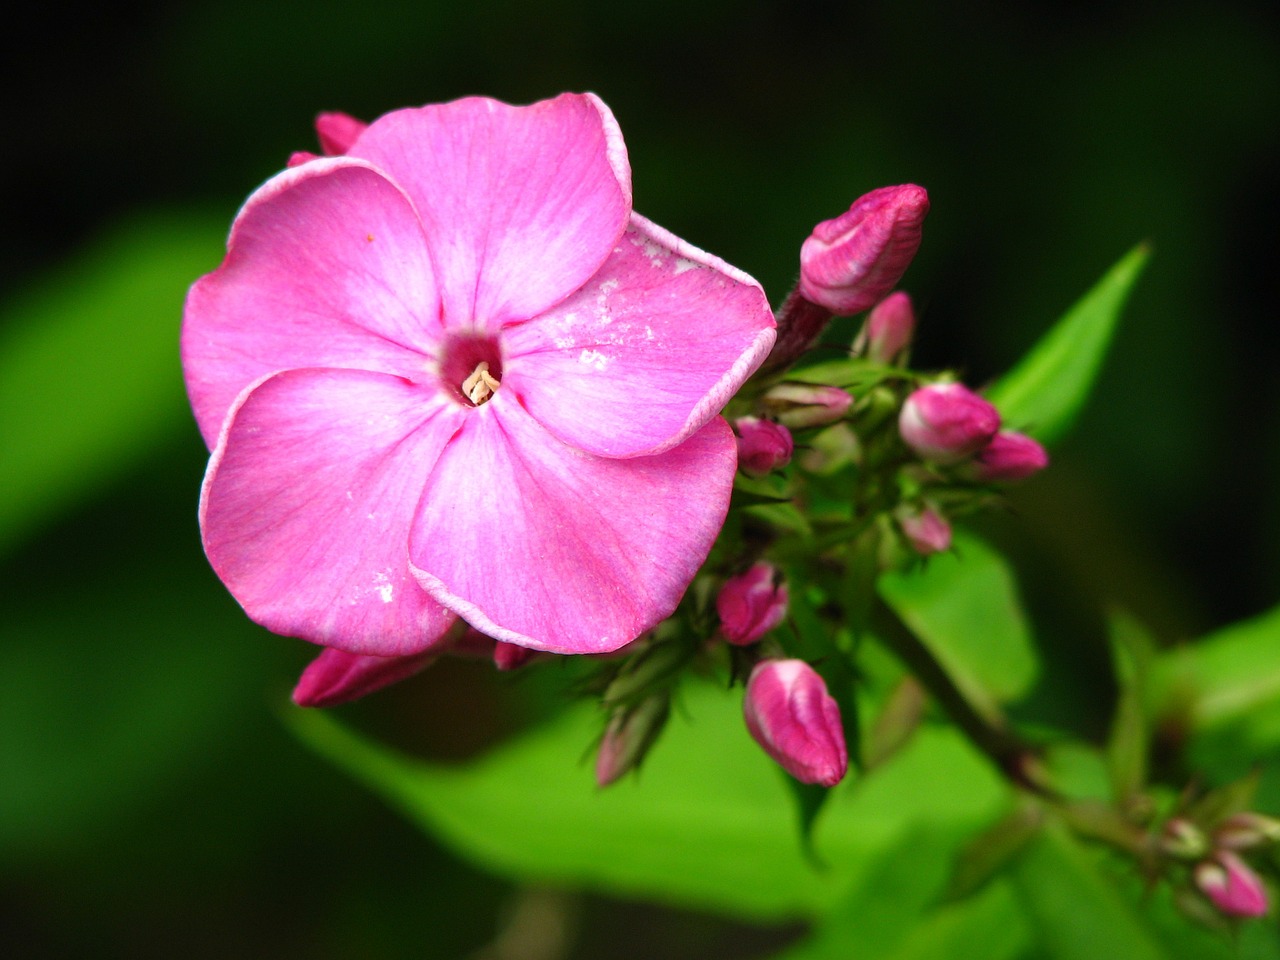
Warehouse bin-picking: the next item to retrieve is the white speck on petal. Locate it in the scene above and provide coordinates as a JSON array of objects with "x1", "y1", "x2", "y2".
[
  {"x1": 672, "y1": 257, "x2": 698, "y2": 276},
  {"x1": 578, "y1": 348, "x2": 610, "y2": 371}
]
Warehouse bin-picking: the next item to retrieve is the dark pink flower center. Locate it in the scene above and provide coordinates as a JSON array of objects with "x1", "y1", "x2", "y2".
[{"x1": 438, "y1": 333, "x2": 504, "y2": 407}]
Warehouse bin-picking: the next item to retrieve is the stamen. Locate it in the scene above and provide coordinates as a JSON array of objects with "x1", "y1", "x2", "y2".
[{"x1": 461, "y1": 361, "x2": 502, "y2": 405}]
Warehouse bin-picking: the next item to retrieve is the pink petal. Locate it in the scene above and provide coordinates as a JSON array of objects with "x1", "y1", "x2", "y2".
[
  {"x1": 349, "y1": 93, "x2": 631, "y2": 331},
  {"x1": 200, "y1": 367, "x2": 460, "y2": 655},
  {"x1": 502, "y1": 214, "x2": 776, "y2": 457},
  {"x1": 182, "y1": 158, "x2": 442, "y2": 447},
  {"x1": 408, "y1": 402, "x2": 736, "y2": 654},
  {"x1": 292, "y1": 647, "x2": 440, "y2": 708}
]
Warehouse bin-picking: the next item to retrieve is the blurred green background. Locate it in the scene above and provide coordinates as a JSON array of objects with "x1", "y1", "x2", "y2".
[{"x1": 3, "y1": 1, "x2": 1278, "y2": 956}]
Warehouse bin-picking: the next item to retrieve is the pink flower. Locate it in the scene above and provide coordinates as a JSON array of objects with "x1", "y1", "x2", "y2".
[
  {"x1": 734, "y1": 417, "x2": 793, "y2": 477},
  {"x1": 743, "y1": 659, "x2": 848, "y2": 787},
  {"x1": 184, "y1": 94, "x2": 775, "y2": 671},
  {"x1": 1195, "y1": 851, "x2": 1270, "y2": 918},
  {"x1": 897, "y1": 505, "x2": 952, "y2": 555},
  {"x1": 968, "y1": 431, "x2": 1049, "y2": 483},
  {"x1": 717, "y1": 562, "x2": 788, "y2": 645},
  {"x1": 798, "y1": 185, "x2": 929, "y2": 315},
  {"x1": 862, "y1": 291, "x2": 915, "y2": 364},
  {"x1": 899, "y1": 382, "x2": 1000, "y2": 464}
]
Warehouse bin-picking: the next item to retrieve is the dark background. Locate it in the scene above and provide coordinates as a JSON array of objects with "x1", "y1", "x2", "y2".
[{"x1": 3, "y1": 1, "x2": 1278, "y2": 956}]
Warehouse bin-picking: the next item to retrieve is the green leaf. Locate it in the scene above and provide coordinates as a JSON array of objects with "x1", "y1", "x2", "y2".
[
  {"x1": 287, "y1": 679, "x2": 1008, "y2": 922},
  {"x1": 877, "y1": 530, "x2": 1038, "y2": 717},
  {"x1": 0, "y1": 211, "x2": 226, "y2": 556},
  {"x1": 1011, "y1": 820, "x2": 1170, "y2": 960},
  {"x1": 1105, "y1": 610, "x2": 1156, "y2": 804},
  {"x1": 986, "y1": 243, "x2": 1150, "y2": 447},
  {"x1": 1151, "y1": 602, "x2": 1280, "y2": 767}
]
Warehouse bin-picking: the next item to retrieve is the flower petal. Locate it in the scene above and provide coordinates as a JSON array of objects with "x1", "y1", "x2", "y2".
[
  {"x1": 201, "y1": 367, "x2": 460, "y2": 655},
  {"x1": 502, "y1": 214, "x2": 775, "y2": 458},
  {"x1": 182, "y1": 158, "x2": 441, "y2": 447},
  {"x1": 349, "y1": 93, "x2": 631, "y2": 330},
  {"x1": 408, "y1": 403, "x2": 736, "y2": 654}
]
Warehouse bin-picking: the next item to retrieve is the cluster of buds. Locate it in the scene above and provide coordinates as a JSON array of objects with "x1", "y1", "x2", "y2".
[{"x1": 1161, "y1": 812, "x2": 1279, "y2": 920}]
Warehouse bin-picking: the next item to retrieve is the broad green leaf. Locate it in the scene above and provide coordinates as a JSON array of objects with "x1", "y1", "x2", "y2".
[
  {"x1": 1011, "y1": 820, "x2": 1170, "y2": 960},
  {"x1": 877, "y1": 529, "x2": 1038, "y2": 717},
  {"x1": 986, "y1": 243, "x2": 1150, "y2": 447},
  {"x1": 775, "y1": 831, "x2": 1031, "y2": 960},
  {"x1": 0, "y1": 211, "x2": 225, "y2": 556},
  {"x1": 288, "y1": 679, "x2": 1008, "y2": 921},
  {"x1": 1151, "y1": 602, "x2": 1280, "y2": 766}
]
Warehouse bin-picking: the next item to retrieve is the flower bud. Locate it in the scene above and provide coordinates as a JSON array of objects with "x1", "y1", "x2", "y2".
[
  {"x1": 1217, "y1": 812, "x2": 1280, "y2": 851},
  {"x1": 717, "y1": 563, "x2": 788, "y2": 646},
  {"x1": 896, "y1": 505, "x2": 952, "y2": 555},
  {"x1": 1195, "y1": 851, "x2": 1269, "y2": 918},
  {"x1": 799, "y1": 185, "x2": 929, "y2": 315},
  {"x1": 744, "y1": 660, "x2": 848, "y2": 787},
  {"x1": 292, "y1": 646, "x2": 439, "y2": 708},
  {"x1": 968, "y1": 431, "x2": 1049, "y2": 483},
  {"x1": 762, "y1": 383, "x2": 853, "y2": 428},
  {"x1": 899, "y1": 383, "x2": 1000, "y2": 464},
  {"x1": 1161, "y1": 818, "x2": 1209, "y2": 860},
  {"x1": 596, "y1": 692, "x2": 671, "y2": 787},
  {"x1": 861, "y1": 291, "x2": 916, "y2": 364},
  {"x1": 734, "y1": 417, "x2": 794, "y2": 477},
  {"x1": 315, "y1": 111, "x2": 368, "y2": 156},
  {"x1": 493, "y1": 641, "x2": 538, "y2": 671}
]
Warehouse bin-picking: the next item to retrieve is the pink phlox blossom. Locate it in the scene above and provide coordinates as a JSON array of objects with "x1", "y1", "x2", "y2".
[
  {"x1": 743, "y1": 659, "x2": 848, "y2": 787},
  {"x1": 717, "y1": 562, "x2": 788, "y2": 646},
  {"x1": 184, "y1": 94, "x2": 776, "y2": 685}
]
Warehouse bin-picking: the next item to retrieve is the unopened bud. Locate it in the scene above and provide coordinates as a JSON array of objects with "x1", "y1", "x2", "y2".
[
  {"x1": 596, "y1": 693, "x2": 671, "y2": 787},
  {"x1": 601, "y1": 639, "x2": 689, "y2": 707},
  {"x1": 717, "y1": 563, "x2": 788, "y2": 646},
  {"x1": 1195, "y1": 851, "x2": 1269, "y2": 918},
  {"x1": 763, "y1": 383, "x2": 853, "y2": 428},
  {"x1": 1217, "y1": 812, "x2": 1280, "y2": 851},
  {"x1": 860, "y1": 291, "x2": 916, "y2": 364},
  {"x1": 734, "y1": 417, "x2": 794, "y2": 477},
  {"x1": 493, "y1": 641, "x2": 538, "y2": 671},
  {"x1": 968, "y1": 431, "x2": 1049, "y2": 483},
  {"x1": 896, "y1": 505, "x2": 952, "y2": 555},
  {"x1": 899, "y1": 383, "x2": 1000, "y2": 464},
  {"x1": 315, "y1": 111, "x2": 368, "y2": 156},
  {"x1": 1161, "y1": 818, "x2": 1209, "y2": 860},
  {"x1": 799, "y1": 185, "x2": 929, "y2": 315},
  {"x1": 743, "y1": 659, "x2": 848, "y2": 787},
  {"x1": 292, "y1": 646, "x2": 439, "y2": 708}
]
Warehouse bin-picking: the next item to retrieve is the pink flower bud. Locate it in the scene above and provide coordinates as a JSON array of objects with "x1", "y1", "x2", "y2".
[
  {"x1": 314, "y1": 111, "x2": 368, "y2": 156},
  {"x1": 862, "y1": 291, "x2": 916, "y2": 363},
  {"x1": 799, "y1": 185, "x2": 929, "y2": 315},
  {"x1": 897, "y1": 505, "x2": 952, "y2": 555},
  {"x1": 717, "y1": 563, "x2": 788, "y2": 646},
  {"x1": 763, "y1": 383, "x2": 853, "y2": 428},
  {"x1": 734, "y1": 417, "x2": 794, "y2": 477},
  {"x1": 493, "y1": 641, "x2": 538, "y2": 671},
  {"x1": 1195, "y1": 852, "x2": 1270, "y2": 918},
  {"x1": 287, "y1": 151, "x2": 320, "y2": 168},
  {"x1": 292, "y1": 646, "x2": 439, "y2": 708},
  {"x1": 899, "y1": 383, "x2": 1000, "y2": 464},
  {"x1": 743, "y1": 660, "x2": 848, "y2": 787},
  {"x1": 969, "y1": 431, "x2": 1049, "y2": 483}
]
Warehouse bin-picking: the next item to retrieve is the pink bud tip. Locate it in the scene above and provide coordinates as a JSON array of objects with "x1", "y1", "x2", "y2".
[
  {"x1": 744, "y1": 659, "x2": 848, "y2": 787},
  {"x1": 897, "y1": 505, "x2": 952, "y2": 555},
  {"x1": 763, "y1": 383, "x2": 854, "y2": 429},
  {"x1": 1195, "y1": 852, "x2": 1270, "y2": 918},
  {"x1": 314, "y1": 111, "x2": 369, "y2": 156},
  {"x1": 287, "y1": 150, "x2": 320, "y2": 168},
  {"x1": 969, "y1": 431, "x2": 1049, "y2": 483},
  {"x1": 863, "y1": 291, "x2": 916, "y2": 363},
  {"x1": 292, "y1": 647, "x2": 439, "y2": 708},
  {"x1": 493, "y1": 641, "x2": 537, "y2": 671},
  {"x1": 899, "y1": 383, "x2": 1001, "y2": 464},
  {"x1": 799, "y1": 184, "x2": 929, "y2": 315},
  {"x1": 734, "y1": 417, "x2": 794, "y2": 477},
  {"x1": 717, "y1": 563, "x2": 789, "y2": 646}
]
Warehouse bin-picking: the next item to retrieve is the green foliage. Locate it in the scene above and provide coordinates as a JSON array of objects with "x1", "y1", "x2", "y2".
[
  {"x1": 987, "y1": 244, "x2": 1150, "y2": 446},
  {"x1": 287, "y1": 679, "x2": 1008, "y2": 922},
  {"x1": 0, "y1": 212, "x2": 225, "y2": 556},
  {"x1": 877, "y1": 529, "x2": 1039, "y2": 719}
]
